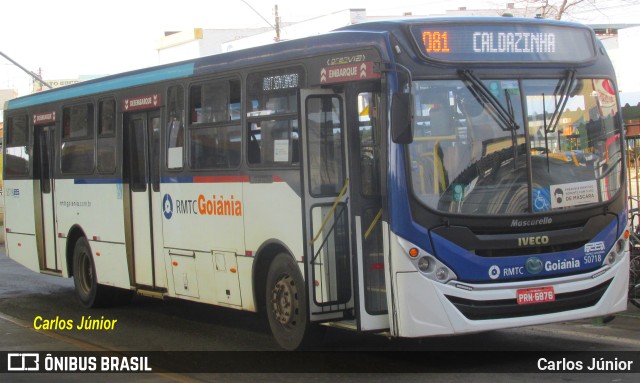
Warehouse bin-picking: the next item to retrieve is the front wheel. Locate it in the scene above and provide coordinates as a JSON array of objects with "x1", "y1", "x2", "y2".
[
  {"x1": 630, "y1": 285, "x2": 640, "y2": 309},
  {"x1": 630, "y1": 255, "x2": 640, "y2": 309},
  {"x1": 266, "y1": 253, "x2": 320, "y2": 350}
]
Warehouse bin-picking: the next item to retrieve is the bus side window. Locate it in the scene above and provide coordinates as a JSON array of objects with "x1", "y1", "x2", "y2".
[
  {"x1": 167, "y1": 85, "x2": 185, "y2": 169},
  {"x1": 246, "y1": 67, "x2": 303, "y2": 167},
  {"x1": 61, "y1": 103, "x2": 95, "y2": 174},
  {"x1": 188, "y1": 79, "x2": 241, "y2": 169},
  {"x1": 4, "y1": 115, "x2": 31, "y2": 177}
]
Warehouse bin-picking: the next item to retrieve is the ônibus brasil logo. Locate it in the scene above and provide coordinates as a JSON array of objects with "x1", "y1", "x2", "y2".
[{"x1": 162, "y1": 193, "x2": 242, "y2": 220}]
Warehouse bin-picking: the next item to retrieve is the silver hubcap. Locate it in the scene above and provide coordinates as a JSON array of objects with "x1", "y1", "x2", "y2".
[{"x1": 271, "y1": 275, "x2": 297, "y2": 326}]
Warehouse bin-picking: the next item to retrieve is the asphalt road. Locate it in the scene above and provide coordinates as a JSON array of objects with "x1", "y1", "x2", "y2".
[{"x1": 0, "y1": 248, "x2": 638, "y2": 382}]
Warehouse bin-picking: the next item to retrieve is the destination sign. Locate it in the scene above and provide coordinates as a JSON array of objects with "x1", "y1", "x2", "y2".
[
  {"x1": 410, "y1": 22, "x2": 596, "y2": 63},
  {"x1": 263, "y1": 73, "x2": 299, "y2": 91}
]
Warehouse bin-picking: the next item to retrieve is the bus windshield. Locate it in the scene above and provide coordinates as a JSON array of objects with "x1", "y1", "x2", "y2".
[{"x1": 409, "y1": 77, "x2": 622, "y2": 215}]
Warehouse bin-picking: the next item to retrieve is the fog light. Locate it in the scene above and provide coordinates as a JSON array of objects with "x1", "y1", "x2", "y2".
[
  {"x1": 417, "y1": 257, "x2": 430, "y2": 272},
  {"x1": 436, "y1": 267, "x2": 449, "y2": 281}
]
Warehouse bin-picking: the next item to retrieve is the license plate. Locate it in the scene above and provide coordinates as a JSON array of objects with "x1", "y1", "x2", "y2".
[{"x1": 516, "y1": 286, "x2": 555, "y2": 305}]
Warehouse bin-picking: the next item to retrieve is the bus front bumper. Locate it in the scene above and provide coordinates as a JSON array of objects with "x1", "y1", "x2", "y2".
[{"x1": 391, "y1": 253, "x2": 629, "y2": 338}]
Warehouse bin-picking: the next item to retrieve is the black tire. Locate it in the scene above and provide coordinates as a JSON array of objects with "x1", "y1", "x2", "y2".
[
  {"x1": 601, "y1": 315, "x2": 616, "y2": 324},
  {"x1": 72, "y1": 237, "x2": 110, "y2": 308},
  {"x1": 630, "y1": 255, "x2": 640, "y2": 309},
  {"x1": 266, "y1": 253, "x2": 321, "y2": 350},
  {"x1": 630, "y1": 285, "x2": 640, "y2": 309}
]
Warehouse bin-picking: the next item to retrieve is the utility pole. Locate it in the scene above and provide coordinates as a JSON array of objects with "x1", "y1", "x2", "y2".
[
  {"x1": 239, "y1": 1, "x2": 281, "y2": 42},
  {"x1": 274, "y1": 5, "x2": 281, "y2": 41},
  {"x1": 0, "y1": 51, "x2": 52, "y2": 89}
]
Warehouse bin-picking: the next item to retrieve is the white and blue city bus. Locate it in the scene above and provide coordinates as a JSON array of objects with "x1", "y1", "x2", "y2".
[{"x1": 3, "y1": 17, "x2": 629, "y2": 350}]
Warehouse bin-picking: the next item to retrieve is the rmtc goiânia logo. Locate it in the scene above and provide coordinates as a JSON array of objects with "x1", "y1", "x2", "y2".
[{"x1": 162, "y1": 194, "x2": 242, "y2": 220}]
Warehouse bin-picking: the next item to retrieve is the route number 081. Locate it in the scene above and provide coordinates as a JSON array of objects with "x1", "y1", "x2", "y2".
[{"x1": 422, "y1": 31, "x2": 451, "y2": 53}]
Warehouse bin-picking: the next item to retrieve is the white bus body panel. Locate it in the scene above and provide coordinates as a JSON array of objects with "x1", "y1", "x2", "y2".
[
  {"x1": 55, "y1": 179, "x2": 129, "y2": 287},
  {"x1": 4, "y1": 179, "x2": 36, "y2": 234},
  {"x1": 4, "y1": 179, "x2": 38, "y2": 272},
  {"x1": 55, "y1": 180, "x2": 125, "y2": 243},
  {"x1": 91, "y1": 242, "x2": 131, "y2": 288},
  {"x1": 243, "y1": 180, "x2": 304, "y2": 262},
  {"x1": 160, "y1": 178, "x2": 302, "y2": 310},
  {"x1": 6, "y1": 233, "x2": 40, "y2": 273},
  {"x1": 390, "y1": 235, "x2": 629, "y2": 338}
]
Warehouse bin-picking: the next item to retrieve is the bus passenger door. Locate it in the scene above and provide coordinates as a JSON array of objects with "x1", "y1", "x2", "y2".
[
  {"x1": 347, "y1": 87, "x2": 389, "y2": 331},
  {"x1": 33, "y1": 124, "x2": 60, "y2": 273},
  {"x1": 301, "y1": 89, "x2": 354, "y2": 322},
  {"x1": 124, "y1": 111, "x2": 163, "y2": 289}
]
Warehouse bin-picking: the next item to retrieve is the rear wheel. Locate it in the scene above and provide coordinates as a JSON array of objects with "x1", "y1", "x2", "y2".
[
  {"x1": 266, "y1": 253, "x2": 321, "y2": 350},
  {"x1": 72, "y1": 237, "x2": 110, "y2": 308}
]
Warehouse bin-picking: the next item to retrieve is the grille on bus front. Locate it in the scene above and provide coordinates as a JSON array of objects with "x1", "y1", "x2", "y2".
[
  {"x1": 473, "y1": 240, "x2": 588, "y2": 257},
  {"x1": 444, "y1": 279, "x2": 611, "y2": 320}
]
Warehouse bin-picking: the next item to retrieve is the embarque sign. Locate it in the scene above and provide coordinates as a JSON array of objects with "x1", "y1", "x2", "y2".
[{"x1": 123, "y1": 94, "x2": 161, "y2": 111}]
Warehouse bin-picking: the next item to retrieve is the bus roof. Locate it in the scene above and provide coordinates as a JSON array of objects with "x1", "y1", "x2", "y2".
[
  {"x1": 5, "y1": 17, "x2": 596, "y2": 111},
  {"x1": 5, "y1": 27, "x2": 392, "y2": 111}
]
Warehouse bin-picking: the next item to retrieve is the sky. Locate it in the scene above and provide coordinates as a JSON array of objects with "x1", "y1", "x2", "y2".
[{"x1": 1, "y1": 0, "x2": 640, "y2": 96}]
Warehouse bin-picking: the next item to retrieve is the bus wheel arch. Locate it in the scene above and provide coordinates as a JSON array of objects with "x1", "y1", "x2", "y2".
[
  {"x1": 252, "y1": 241, "x2": 295, "y2": 315},
  {"x1": 65, "y1": 226, "x2": 111, "y2": 308},
  {"x1": 65, "y1": 225, "x2": 88, "y2": 278}
]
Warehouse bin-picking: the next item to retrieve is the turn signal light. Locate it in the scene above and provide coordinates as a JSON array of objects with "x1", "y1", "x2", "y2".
[{"x1": 409, "y1": 247, "x2": 419, "y2": 258}]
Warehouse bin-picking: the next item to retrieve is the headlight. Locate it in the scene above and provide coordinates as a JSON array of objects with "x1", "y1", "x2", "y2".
[
  {"x1": 603, "y1": 231, "x2": 629, "y2": 266},
  {"x1": 398, "y1": 238, "x2": 457, "y2": 284}
]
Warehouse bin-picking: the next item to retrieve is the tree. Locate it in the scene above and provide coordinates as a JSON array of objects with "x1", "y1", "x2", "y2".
[{"x1": 511, "y1": 0, "x2": 637, "y2": 20}]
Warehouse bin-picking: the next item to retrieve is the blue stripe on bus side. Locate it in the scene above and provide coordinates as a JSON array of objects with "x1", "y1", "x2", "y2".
[
  {"x1": 73, "y1": 178, "x2": 122, "y2": 185},
  {"x1": 73, "y1": 176, "x2": 264, "y2": 185},
  {"x1": 7, "y1": 63, "x2": 195, "y2": 110},
  {"x1": 161, "y1": 176, "x2": 194, "y2": 184}
]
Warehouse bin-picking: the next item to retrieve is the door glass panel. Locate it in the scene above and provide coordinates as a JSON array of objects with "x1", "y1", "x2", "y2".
[
  {"x1": 306, "y1": 96, "x2": 344, "y2": 196},
  {"x1": 151, "y1": 116, "x2": 161, "y2": 192},
  {"x1": 129, "y1": 119, "x2": 147, "y2": 192},
  {"x1": 38, "y1": 128, "x2": 52, "y2": 194},
  {"x1": 358, "y1": 92, "x2": 381, "y2": 197},
  {"x1": 357, "y1": 91, "x2": 387, "y2": 314},
  {"x1": 361, "y1": 207, "x2": 386, "y2": 314},
  {"x1": 311, "y1": 203, "x2": 351, "y2": 305}
]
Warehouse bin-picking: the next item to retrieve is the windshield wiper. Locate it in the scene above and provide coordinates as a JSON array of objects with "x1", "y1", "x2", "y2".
[
  {"x1": 546, "y1": 69, "x2": 576, "y2": 133},
  {"x1": 459, "y1": 69, "x2": 521, "y2": 166},
  {"x1": 541, "y1": 69, "x2": 576, "y2": 172},
  {"x1": 458, "y1": 69, "x2": 520, "y2": 132}
]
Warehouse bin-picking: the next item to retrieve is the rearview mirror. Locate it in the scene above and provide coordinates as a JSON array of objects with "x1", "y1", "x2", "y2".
[{"x1": 391, "y1": 93, "x2": 413, "y2": 144}]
